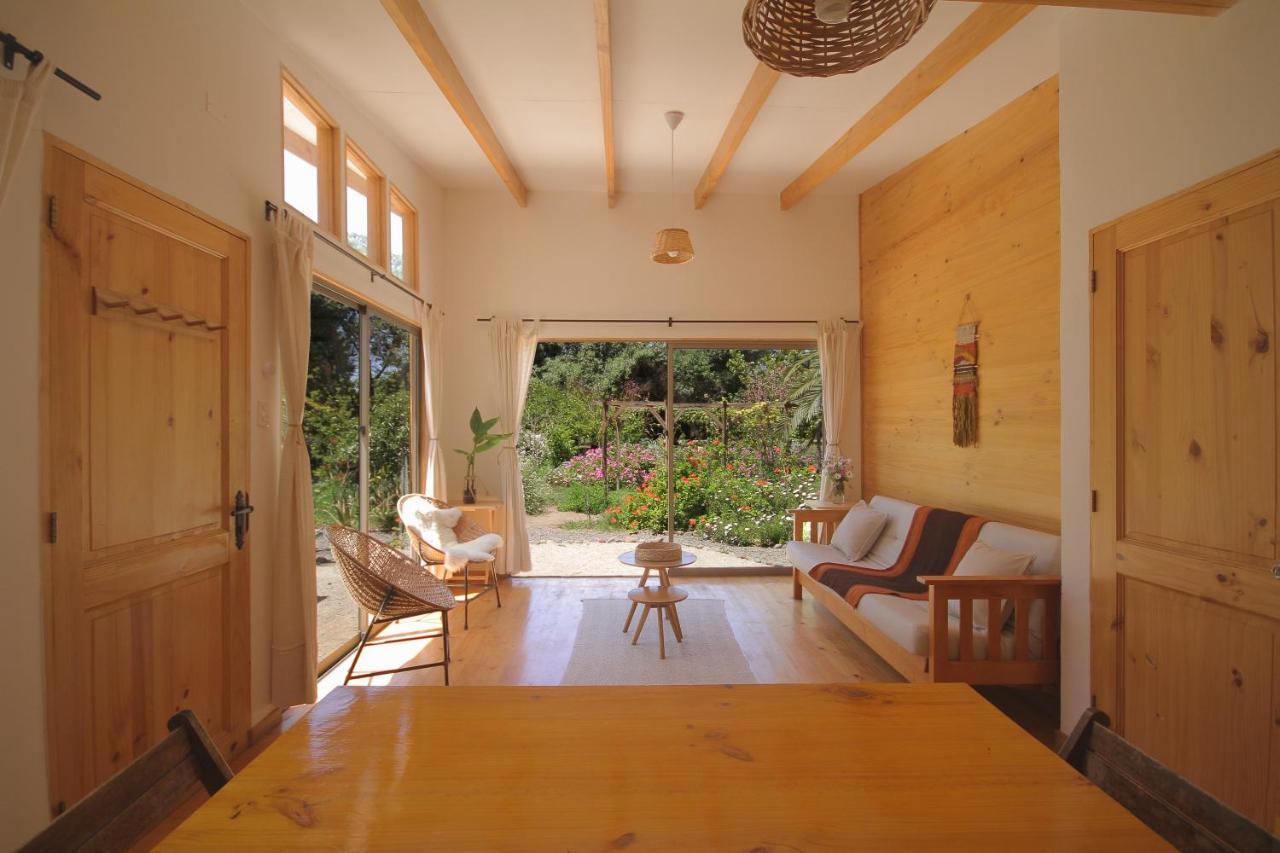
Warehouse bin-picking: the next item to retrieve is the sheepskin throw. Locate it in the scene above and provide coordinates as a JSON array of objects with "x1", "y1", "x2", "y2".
[{"x1": 952, "y1": 322, "x2": 978, "y2": 447}]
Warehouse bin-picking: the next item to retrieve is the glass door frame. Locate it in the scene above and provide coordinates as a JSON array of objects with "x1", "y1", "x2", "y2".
[{"x1": 313, "y1": 281, "x2": 422, "y2": 676}]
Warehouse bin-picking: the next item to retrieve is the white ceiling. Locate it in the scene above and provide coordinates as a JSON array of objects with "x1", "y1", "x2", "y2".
[{"x1": 245, "y1": 0, "x2": 1066, "y2": 201}]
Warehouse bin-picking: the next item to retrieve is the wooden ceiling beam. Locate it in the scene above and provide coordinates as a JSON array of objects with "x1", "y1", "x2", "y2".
[
  {"x1": 380, "y1": 0, "x2": 528, "y2": 207},
  {"x1": 693, "y1": 62, "x2": 781, "y2": 210},
  {"x1": 593, "y1": 0, "x2": 616, "y2": 208},
  {"x1": 957, "y1": 0, "x2": 1234, "y2": 15},
  {"x1": 780, "y1": 4, "x2": 1032, "y2": 210}
]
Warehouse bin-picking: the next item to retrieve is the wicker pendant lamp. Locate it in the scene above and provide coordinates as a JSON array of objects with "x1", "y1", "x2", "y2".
[
  {"x1": 652, "y1": 110, "x2": 694, "y2": 265},
  {"x1": 743, "y1": 0, "x2": 938, "y2": 78}
]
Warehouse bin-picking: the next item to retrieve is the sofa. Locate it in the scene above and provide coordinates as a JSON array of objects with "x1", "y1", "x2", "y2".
[{"x1": 789, "y1": 496, "x2": 1061, "y2": 685}]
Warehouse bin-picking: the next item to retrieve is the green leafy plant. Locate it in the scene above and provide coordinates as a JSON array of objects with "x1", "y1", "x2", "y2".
[{"x1": 456, "y1": 408, "x2": 510, "y2": 500}]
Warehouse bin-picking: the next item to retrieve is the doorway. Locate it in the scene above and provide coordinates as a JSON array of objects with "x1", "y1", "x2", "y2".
[{"x1": 519, "y1": 341, "x2": 821, "y2": 576}]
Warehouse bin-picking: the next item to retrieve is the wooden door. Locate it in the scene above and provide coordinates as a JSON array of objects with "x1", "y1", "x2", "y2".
[
  {"x1": 41, "y1": 141, "x2": 251, "y2": 814},
  {"x1": 1091, "y1": 150, "x2": 1280, "y2": 830}
]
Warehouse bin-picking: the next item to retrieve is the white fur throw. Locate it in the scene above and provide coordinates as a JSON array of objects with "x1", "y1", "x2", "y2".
[{"x1": 444, "y1": 533, "x2": 503, "y2": 573}]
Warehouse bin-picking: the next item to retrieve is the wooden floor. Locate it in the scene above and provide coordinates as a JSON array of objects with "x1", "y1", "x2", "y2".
[{"x1": 310, "y1": 575, "x2": 1058, "y2": 742}]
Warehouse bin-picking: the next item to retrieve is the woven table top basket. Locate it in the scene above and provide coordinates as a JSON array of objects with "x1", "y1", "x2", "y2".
[
  {"x1": 742, "y1": 0, "x2": 938, "y2": 78},
  {"x1": 635, "y1": 540, "x2": 683, "y2": 564}
]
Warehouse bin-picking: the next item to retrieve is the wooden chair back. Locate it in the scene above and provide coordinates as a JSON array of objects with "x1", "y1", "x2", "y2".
[
  {"x1": 1059, "y1": 709, "x2": 1279, "y2": 852},
  {"x1": 20, "y1": 710, "x2": 233, "y2": 852}
]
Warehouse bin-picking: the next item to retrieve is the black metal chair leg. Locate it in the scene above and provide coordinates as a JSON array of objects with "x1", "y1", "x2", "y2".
[
  {"x1": 442, "y1": 610, "x2": 451, "y2": 688},
  {"x1": 344, "y1": 589, "x2": 392, "y2": 685},
  {"x1": 493, "y1": 562, "x2": 502, "y2": 608}
]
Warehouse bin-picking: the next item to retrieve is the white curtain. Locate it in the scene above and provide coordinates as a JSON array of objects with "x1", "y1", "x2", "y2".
[
  {"x1": 490, "y1": 318, "x2": 539, "y2": 575},
  {"x1": 270, "y1": 213, "x2": 318, "y2": 707},
  {"x1": 0, "y1": 55, "x2": 53, "y2": 205},
  {"x1": 817, "y1": 318, "x2": 850, "y2": 502},
  {"x1": 418, "y1": 302, "x2": 447, "y2": 500}
]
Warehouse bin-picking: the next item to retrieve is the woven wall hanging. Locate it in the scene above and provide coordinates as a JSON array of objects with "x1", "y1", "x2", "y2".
[
  {"x1": 742, "y1": 0, "x2": 938, "y2": 78},
  {"x1": 952, "y1": 322, "x2": 979, "y2": 447}
]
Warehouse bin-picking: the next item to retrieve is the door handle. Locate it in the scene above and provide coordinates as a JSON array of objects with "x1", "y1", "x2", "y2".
[
  {"x1": 230, "y1": 490, "x2": 254, "y2": 550},
  {"x1": 1273, "y1": 562, "x2": 1280, "y2": 580}
]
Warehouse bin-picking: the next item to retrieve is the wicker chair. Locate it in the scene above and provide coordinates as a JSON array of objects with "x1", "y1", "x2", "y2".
[
  {"x1": 326, "y1": 525, "x2": 456, "y2": 686},
  {"x1": 397, "y1": 494, "x2": 502, "y2": 630}
]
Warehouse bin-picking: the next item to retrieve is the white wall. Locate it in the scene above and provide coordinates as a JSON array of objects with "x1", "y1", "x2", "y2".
[
  {"x1": 1057, "y1": 0, "x2": 1280, "y2": 727},
  {"x1": 437, "y1": 189, "x2": 861, "y2": 501},
  {"x1": 0, "y1": 1, "x2": 444, "y2": 845}
]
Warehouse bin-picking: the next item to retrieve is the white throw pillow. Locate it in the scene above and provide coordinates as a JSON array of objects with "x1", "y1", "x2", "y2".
[
  {"x1": 948, "y1": 540, "x2": 1033, "y2": 631},
  {"x1": 830, "y1": 501, "x2": 888, "y2": 562},
  {"x1": 413, "y1": 505, "x2": 463, "y2": 549}
]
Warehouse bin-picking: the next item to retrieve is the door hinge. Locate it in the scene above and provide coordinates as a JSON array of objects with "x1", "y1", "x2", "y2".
[
  {"x1": 47, "y1": 195, "x2": 58, "y2": 233},
  {"x1": 1090, "y1": 270, "x2": 1097, "y2": 293},
  {"x1": 48, "y1": 512, "x2": 58, "y2": 544},
  {"x1": 1091, "y1": 490, "x2": 1098, "y2": 512}
]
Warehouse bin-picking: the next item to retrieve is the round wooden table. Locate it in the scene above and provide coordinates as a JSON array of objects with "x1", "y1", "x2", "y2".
[
  {"x1": 618, "y1": 550, "x2": 696, "y2": 639},
  {"x1": 626, "y1": 585, "x2": 689, "y2": 659}
]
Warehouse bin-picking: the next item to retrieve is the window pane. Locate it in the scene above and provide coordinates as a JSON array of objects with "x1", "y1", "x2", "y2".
[
  {"x1": 369, "y1": 315, "x2": 413, "y2": 553},
  {"x1": 347, "y1": 187, "x2": 369, "y2": 256},
  {"x1": 389, "y1": 211, "x2": 405, "y2": 279},
  {"x1": 284, "y1": 150, "x2": 319, "y2": 222},
  {"x1": 306, "y1": 292, "x2": 362, "y2": 667},
  {"x1": 283, "y1": 96, "x2": 318, "y2": 144}
]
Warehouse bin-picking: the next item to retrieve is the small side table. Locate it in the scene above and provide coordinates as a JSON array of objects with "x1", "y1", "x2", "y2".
[
  {"x1": 618, "y1": 550, "x2": 696, "y2": 635},
  {"x1": 627, "y1": 586, "x2": 689, "y2": 659}
]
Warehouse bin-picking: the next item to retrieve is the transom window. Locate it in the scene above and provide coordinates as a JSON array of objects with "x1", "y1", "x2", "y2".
[
  {"x1": 345, "y1": 142, "x2": 384, "y2": 263},
  {"x1": 389, "y1": 186, "x2": 416, "y2": 286},
  {"x1": 282, "y1": 75, "x2": 335, "y2": 229}
]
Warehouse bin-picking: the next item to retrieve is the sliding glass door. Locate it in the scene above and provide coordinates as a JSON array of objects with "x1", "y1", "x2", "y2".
[{"x1": 306, "y1": 286, "x2": 419, "y2": 672}]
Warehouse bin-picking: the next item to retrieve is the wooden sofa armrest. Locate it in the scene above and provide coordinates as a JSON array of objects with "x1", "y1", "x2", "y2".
[
  {"x1": 924, "y1": 575, "x2": 1061, "y2": 685},
  {"x1": 791, "y1": 506, "x2": 853, "y2": 544}
]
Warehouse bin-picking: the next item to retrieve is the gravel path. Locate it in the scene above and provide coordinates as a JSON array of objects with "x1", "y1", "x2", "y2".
[{"x1": 527, "y1": 512, "x2": 786, "y2": 569}]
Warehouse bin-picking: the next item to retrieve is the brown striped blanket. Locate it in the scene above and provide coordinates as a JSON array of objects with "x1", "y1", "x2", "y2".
[{"x1": 810, "y1": 507, "x2": 987, "y2": 606}]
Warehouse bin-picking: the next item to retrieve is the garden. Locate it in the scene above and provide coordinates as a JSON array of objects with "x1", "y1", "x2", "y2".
[{"x1": 520, "y1": 343, "x2": 824, "y2": 557}]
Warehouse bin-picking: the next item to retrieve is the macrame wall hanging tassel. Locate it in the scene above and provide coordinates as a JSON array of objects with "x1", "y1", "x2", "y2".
[{"x1": 952, "y1": 321, "x2": 979, "y2": 447}]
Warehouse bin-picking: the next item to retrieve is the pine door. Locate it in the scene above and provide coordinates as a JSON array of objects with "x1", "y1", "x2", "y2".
[
  {"x1": 1091, "y1": 150, "x2": 1280, "y2": 830},
  {"x1": 42, "y1": 142, "x2": 251, "y2": 813}
]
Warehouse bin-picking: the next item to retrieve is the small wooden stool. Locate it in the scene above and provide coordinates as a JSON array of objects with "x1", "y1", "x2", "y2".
[{"x1": 627, "y1": 585, "x2": 688, "y2": 660}]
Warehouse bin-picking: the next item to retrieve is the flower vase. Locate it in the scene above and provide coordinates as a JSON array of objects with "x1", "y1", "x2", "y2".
[
  {"x1": 833, "y1": 481, "x2": 846, "y2": 504},
  {"x1": 463, "y1": 478, "x2": 477, "y2": 504}
]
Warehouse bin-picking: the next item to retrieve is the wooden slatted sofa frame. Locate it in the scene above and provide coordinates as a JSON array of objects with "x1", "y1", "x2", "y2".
[{"x1": 791, "y1": 506, "x2": 1061, "y2": 686}]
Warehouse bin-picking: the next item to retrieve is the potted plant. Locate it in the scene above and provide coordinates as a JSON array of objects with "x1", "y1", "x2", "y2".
[{"x1": 456, "y1": 408, "x2": 509, "y2": 504}]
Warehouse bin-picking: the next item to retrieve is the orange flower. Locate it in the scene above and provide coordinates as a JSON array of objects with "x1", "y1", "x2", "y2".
[
  {"x1": 755, "y1": 479, "x2": 768, "y2": 486},
  {"x1": 807, "y1": 464, "x2": 817, "y2": 473}
]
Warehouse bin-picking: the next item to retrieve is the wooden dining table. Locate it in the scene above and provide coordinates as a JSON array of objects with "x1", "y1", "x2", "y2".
[{"x1": 159, "y1": 683, "x2": 1166, "y2": 851}]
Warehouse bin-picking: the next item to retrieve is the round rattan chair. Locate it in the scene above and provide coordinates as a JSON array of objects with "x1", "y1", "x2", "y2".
[
  {"x1": 397, "y1": 494, "x2": 503, "y2": 630},
  {"x1": 326, "y1": 525, "x2": 456, "y2": 686}
]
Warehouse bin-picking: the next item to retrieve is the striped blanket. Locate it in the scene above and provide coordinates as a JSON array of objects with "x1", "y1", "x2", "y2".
[{"x1": 811, "y1": 507, "x2": 986, "y2": 606}]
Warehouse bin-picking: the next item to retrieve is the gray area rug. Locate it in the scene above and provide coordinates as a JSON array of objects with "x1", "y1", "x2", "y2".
[{"x1": 560, "y1": 598, "x2": 757, "y2": 685}]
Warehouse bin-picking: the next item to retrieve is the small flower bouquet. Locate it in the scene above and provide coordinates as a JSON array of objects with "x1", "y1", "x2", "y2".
[{"x1": 824, "y1": 455, "x2": 853, "y2": 503}]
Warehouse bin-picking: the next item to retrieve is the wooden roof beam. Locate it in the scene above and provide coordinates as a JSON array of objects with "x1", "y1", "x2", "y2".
[
  {"x1": 380, "y1": 0, "x2": 528, "y2": 207},
  {"x1": 693, "y1": 62, "x2": 781, "y2": 209},
  {"x1": 957, "y1": 0, "x2": 1234, "y2": 15},
  {"x1": 593, "y1": 0, "x2": 616, "y2": 207},
  {"x1": 780, "y1": 4, "x2": 1032, "y2": 210}
]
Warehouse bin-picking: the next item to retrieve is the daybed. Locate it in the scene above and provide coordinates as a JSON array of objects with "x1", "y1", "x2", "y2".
[{"x1": 789, "y1": 496, "x2": 1061, "y2": 685}]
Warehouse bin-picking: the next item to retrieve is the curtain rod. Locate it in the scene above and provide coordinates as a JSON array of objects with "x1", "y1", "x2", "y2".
[
  {"x1": 265, "y1": 201, "x2": 426, "y2": 307},
  {"x1": 474, "y1": 316, "x2": 858, "y2": 325},
  {"x1": 1, "y1": 32, "x2": 102, "y2": 100}
]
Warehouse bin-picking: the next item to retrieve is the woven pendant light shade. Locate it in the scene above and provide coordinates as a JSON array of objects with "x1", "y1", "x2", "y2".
[
  {"x1": 651, "y1": 227, "x2": 694, "y2": 265},
  {"x1": 742, "y1": 0, "x2": 938, "y2": 78}
]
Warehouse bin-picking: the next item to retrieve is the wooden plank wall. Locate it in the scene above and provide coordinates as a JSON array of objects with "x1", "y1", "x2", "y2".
[{"x1": 860, "y1": 77, "x2": 1061, "y2": 532}]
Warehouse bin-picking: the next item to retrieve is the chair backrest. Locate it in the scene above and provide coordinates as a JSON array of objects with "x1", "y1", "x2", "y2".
[
  {"x1": 396, "y1": 493, "x2": 488, "y2": 563},
  {"x1": 1059, "y1": 709, "x2": 1279, "y2": 852},
  {"x1": 326, "y1": 524, "x2": 455, "y2": 614},
  {"x1": 20, "y1": 710, "x2": 233, "y2": 852}
]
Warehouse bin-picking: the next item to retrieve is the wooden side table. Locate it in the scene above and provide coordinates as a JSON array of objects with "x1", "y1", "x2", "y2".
[
  {"x1": 618, "y1": 550, "x2": 696, "y2": 636},
  {"x1": 627, "y1": 586, "x2": 689, "y2": 659}
]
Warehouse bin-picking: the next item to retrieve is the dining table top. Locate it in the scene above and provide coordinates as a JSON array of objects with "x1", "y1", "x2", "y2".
[{"x1": 159, "y1": 683, "x2": 1166, "y2": 851}]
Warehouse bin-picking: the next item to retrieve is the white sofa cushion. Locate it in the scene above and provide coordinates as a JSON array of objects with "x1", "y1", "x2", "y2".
[
  {"x1": 862, "y1": 496, "x2": 920, "y2": 568},
  {"x1": 786, "y1": 541, "x2": 850, "y2": 573},
  {"x1": 975, "y1": 522, "x2": 1060, "y2": 644},
  {"x1": 856, "y1": 593, "x2": 1043, "y2": 661},
  {"x1": 949, "y1": 540, "x2": 1033, "y2": 629},
  {"x1": 829, "y1": 501, "x2": 888, "y2": 561}
]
